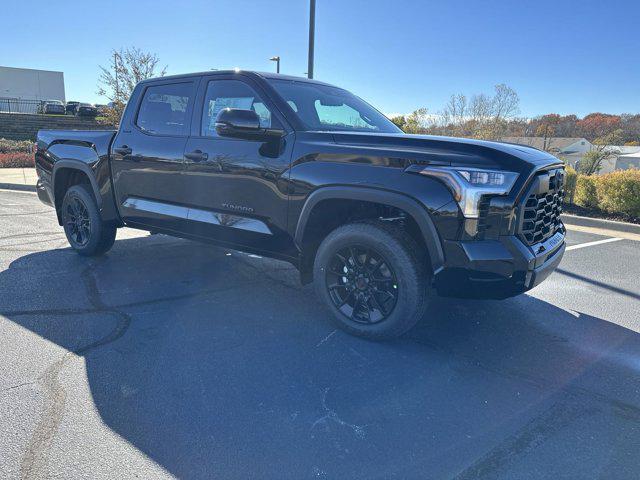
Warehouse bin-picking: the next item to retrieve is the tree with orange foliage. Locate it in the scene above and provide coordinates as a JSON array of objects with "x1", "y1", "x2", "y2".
[{"x1": 577, "y1": 113, "x2": 622, "y2": 141}]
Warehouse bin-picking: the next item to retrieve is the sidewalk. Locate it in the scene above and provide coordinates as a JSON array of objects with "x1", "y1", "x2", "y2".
[{"x1": 0, "y1": 167, "x2": 37, "y2": 191}]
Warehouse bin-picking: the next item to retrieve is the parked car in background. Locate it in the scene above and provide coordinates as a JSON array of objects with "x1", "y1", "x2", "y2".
[
  {"x1": 65, "y1": 101, "x2": 80, "y2": 115},
  {"x1": 40, "y1": 100, "x2": 66, "y2": 115},
  {"x1": 95, "y1": 104, "x2": 108, "y2": 115},
  {"x1": 77, "y1": 103, "x2": 98, "y2": 117}
]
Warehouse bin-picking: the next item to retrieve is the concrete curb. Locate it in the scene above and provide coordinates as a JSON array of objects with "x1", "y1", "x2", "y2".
[
  {"x1": 0, "y1": 183, "x2": 37, "y2": 192},
  {"x1": 563, "y1": 213, "x2": 640, "y2": 235}
]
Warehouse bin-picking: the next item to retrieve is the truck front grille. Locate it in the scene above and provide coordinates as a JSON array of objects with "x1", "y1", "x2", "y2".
[
  {"x1": 519, "y1": 169, "x2": 565, "y2": 246},
  {"x1": 476, "y1": 196, "x2": 492, "y2": 239}
]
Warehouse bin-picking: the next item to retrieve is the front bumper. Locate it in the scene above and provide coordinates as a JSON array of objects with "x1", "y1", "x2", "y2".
[{"x1": 434, "y1": 228, "x2": 565, "y2": 299}]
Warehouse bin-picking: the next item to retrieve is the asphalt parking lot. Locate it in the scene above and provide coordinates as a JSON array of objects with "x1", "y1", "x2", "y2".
[{"x1": 1, "y1": 188, "x2": 639, "y2": 480}]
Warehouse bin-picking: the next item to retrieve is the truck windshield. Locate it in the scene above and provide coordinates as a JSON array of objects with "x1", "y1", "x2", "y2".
[{"x1": 267, "y1": 79, "x2": 401, "y2": 133}]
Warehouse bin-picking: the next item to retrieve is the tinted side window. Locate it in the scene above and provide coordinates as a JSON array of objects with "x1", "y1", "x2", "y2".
[
  {"x1": 136, "y1": 83, "x2": 192, "y2": 135},
  {"x1": 201, "y1": 80, "x2": 273, "y2": 137}
]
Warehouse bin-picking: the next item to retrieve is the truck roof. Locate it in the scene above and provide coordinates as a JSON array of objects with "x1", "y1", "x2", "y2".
[{"x1": 137, "y1": 70, "x2": 335, "y2": 87}]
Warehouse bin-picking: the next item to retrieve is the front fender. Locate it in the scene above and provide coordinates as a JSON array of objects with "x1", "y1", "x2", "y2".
[{"x1": 294, "y1": 186, "x2": 445, "y2": 275}]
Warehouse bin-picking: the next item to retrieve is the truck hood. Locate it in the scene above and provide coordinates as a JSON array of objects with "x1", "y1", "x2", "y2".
[{"x1": 330, "y1": 131, "x2": 562, "y2": 173}]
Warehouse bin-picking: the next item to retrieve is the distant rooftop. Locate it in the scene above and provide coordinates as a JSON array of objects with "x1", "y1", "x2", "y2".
[
  {"x1": 501, "y1": 137, "x2": 590, "y2": 152},
  {"x1": 0, "y1": 65, "x2": 64, "y2": 75},
  {"x1": 604, "y1": 145, "x2": 640, "y2": 155}
]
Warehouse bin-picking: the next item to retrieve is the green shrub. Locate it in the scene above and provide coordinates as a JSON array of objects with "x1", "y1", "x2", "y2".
[
  {"x1": 574, "y1": 175, "x2": 599, "y2": 208},
  {"x1": 595, "y1": 169, "x2": 640, "y2": 218},
  {"x1": 0, "y1": 138, "x2": 33, "y2": 154},
  {"x1": 563, "y1": 166, "x2": 577, "y2": 204}
]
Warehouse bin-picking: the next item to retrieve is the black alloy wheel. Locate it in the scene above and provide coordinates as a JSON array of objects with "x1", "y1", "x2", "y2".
[
  {"x1": 61, "y1": 184, "x2": 117, "y2": 256},
  {"x1": 64, "y1": 196, "x2": 91, "y2": 247},
  {"x1": 326, "y1": 245, "x2": 399, "y2": 324},
  {"x1": 314, "y1": 221, "x2": 429, "y2": 340}
]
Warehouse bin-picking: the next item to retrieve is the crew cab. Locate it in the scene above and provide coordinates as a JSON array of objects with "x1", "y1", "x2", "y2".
[{"x1": 34, "y1": 70, "x2": 566, "y2": 339}]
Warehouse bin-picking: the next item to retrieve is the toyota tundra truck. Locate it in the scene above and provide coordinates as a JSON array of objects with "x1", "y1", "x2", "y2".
[{"x1": 34, "y1": 70, "x2": 566, "y2": 339}]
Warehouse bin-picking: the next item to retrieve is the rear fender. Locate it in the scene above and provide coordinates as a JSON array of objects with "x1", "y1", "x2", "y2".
[{"x1": 52, "y1": 160, "x2": 102, "y2": 209}]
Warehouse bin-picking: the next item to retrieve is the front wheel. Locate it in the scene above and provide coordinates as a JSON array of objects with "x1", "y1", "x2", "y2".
[
  {"x1": 61, "y1": 184, "x2": 117, "y2": 256},
  {"x1": 313, "y1": 221, "x2": 429, "y2": 340}
]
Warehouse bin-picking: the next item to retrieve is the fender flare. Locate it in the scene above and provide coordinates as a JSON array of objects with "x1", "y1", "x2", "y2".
[
  {"x1": 294, "y1": 186, "x2": 445, "y2": 274},
  {"x1": 52, "y1": 160, "x2": 102, "y2": 209}
]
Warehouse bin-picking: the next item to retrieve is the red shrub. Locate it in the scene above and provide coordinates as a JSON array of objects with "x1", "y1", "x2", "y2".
[{"x1": 0, "y1": 152, "x2": 35, "y2": 168}]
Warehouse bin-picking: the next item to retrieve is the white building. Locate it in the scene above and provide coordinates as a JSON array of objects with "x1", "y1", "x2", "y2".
[
  {"x1": 501, "y1": 137, "x2": 593, "y2": 168},
  {"x1": 615, "y1": 151, "x2": 640, "y2": 171},
  {"x1": 0, "y1": 66, "x2": 66, "y2": 102},
  {"x1": 599, "y1": 146, "x2": 640, "y2": 173},
  {"x1": 501, "y1": 136, "x2": 640, "y2": 173}
]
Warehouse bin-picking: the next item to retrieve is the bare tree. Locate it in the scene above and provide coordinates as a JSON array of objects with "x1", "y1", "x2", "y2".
[
  {"x1": 442, "y1": 94, "x2": 468, "y2": 136},
  {"x1": 97, "y1": 47, "x2": 167, "y2": 126},
  {"x1": 491, "y1": 84, "x2": 520, "y2": 121},
  {"x1": 469, "y1": 93, "x2": 493, "y2": 124}
]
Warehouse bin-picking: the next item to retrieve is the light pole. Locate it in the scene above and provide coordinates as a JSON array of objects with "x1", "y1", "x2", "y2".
[
  {"x1": 269, "y1": 56, "x2": 281, "y2": 74},
  {"x1": 308, "y1": 0, "x2": 316, "y2": 79}
]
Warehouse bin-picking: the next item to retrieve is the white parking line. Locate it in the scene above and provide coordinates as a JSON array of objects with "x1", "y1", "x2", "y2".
[
  {"x1": 564, "y1": 224, "x2": 640, "y2": 241},
  {"x1": 566, "y1": 237, "x2": 622, "y2": 251},
  {"x1": 0, "y1": 188, "x2": 37, "y2": 195}
]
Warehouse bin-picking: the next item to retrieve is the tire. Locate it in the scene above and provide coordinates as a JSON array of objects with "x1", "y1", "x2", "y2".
[
  {"x1": 313, "y1": 221, "x2": 429, "y2": 340},
  {"x1": 61, "y1": 184, "x2": 117, "y2": 256}
]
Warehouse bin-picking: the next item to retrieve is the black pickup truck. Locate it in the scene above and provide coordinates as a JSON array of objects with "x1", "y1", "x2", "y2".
[{"x1": 35, "y1": 70, "x2": 566, "y2": 339}]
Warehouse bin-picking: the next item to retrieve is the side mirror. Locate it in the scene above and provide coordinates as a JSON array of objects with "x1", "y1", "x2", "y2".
[
  {"x1": 215, "y1": 108, "x2": 284, "y2": 140},
  {"x1": 215, "y1": 108, "x2": 261, "y2": 139}
]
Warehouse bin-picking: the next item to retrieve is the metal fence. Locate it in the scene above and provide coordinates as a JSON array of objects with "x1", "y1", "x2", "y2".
[{"x1": 0, "y1": 98, "x2": 45, "y2": 114}]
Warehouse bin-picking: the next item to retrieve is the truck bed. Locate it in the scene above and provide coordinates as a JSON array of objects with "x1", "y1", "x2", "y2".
[
  {"x1": 34, "y1": 129, "x2": 119, "y2": 220},
  {"x1": 36, "y1": 129, "x2": 117, "y2": 158}
]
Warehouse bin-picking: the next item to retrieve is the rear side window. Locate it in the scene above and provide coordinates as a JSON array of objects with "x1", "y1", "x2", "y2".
[{"x1": 136, "y1": 83, "x2": 192, "y2": 135}]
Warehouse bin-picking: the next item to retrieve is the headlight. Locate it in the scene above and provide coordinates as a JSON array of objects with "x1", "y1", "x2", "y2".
[{"x1": 413, "y1": 166, "x2": 519, "y2": 218}]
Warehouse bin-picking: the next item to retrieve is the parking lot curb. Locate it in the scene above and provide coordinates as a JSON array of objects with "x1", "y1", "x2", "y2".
[
  {"x1": 563, "y1": 213, "x2": 640, "y2": 235},
  {"x1": 0, "y1": 183, "x2": 37, "y2": 192}
]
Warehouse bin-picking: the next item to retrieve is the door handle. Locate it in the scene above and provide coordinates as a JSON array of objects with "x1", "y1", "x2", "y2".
[
  {"x1": 114, "y1": 145, "x2": 132, "y2": 156},
  {"x1": 184, "y1": 150, "x2": 208, "y2": 162}
]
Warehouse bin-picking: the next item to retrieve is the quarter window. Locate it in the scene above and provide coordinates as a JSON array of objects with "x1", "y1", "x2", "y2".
[
  {"x1": 136, "y1": 83, "x2": 192, "y2": 135},
  {"x1": 201, "y1": 80, "x2": 273, "y2": 137}
]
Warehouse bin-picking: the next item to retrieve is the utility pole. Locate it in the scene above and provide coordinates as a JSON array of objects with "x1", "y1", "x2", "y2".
[
  {"x1": 114, "y1": 51, "x2": 121, "y2": 103},
  {"x1": 269, "y1": 56, "x2": 281, "y2": 74},
  {"x1": 308, "y1": 0, "x2": 316, "y2": 79}
]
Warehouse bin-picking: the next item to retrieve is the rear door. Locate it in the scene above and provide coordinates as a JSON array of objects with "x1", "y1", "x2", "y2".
[
  {"x1": 182, "y1": 75, "x2": 296, "y2": 257},
  {"x1": 111, "y1": 79, "x2": 198, "y2": 231}
]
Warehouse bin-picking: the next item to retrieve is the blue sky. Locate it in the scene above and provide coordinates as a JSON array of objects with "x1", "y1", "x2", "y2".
[{"x1": 1, "y1": 0, "x2": 638, "y2": 117}]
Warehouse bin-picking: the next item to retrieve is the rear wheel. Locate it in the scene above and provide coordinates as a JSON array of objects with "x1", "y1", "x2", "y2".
[
  {"x1": 313, "y1": 221, "x2": 429, "y2": 340},
  {"x1": 61, "y1": 184, "x2": 116, "y2": 256}
]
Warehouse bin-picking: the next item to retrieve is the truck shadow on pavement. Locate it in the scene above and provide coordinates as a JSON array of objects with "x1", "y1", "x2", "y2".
[{"x1": 2, "y1": 234, "x2": 640, "y2": 479}]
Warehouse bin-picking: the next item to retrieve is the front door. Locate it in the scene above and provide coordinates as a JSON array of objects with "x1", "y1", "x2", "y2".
[
  {"x1": 182, "y1": 75, "x2": 296, "y2": 257},
  {"x1": 111, "y1": 80, "x2": 197, "y2": 231}
]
